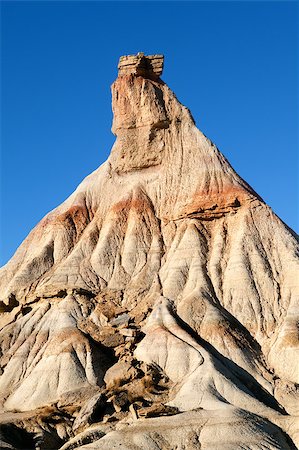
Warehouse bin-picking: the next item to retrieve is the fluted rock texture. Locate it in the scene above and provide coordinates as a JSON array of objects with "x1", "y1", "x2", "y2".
[{"x1": 0, "y1": 53, "x2": 298, "y2": 450}]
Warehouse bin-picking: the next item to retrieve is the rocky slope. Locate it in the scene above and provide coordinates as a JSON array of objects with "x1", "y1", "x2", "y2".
[{"x1": 0, "y1": 53, "x2": 298, "y2": 450}]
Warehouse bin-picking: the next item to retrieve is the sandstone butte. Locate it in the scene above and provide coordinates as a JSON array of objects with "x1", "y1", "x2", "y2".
[{"x1": 0, "y1": 53, "x2": 298, "y2": 450}]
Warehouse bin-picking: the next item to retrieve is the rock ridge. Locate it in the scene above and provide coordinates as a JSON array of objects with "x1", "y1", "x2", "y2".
[{"x1": 0, "y1": 53, "x2": 298, "y2": 450}]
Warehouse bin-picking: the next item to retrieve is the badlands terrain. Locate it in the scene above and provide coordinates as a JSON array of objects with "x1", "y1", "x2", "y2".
[{"x1": 0, "y1": 53, "x2": 298, "y2": 449}]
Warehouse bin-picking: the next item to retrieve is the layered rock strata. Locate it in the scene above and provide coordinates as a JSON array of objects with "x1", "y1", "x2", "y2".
[
  {"x1": 0, "y1": 54, "x2": 298, "y2": 450},
  {"x1": 118, "y1": 53, "x2": 164, "y2": 79}
]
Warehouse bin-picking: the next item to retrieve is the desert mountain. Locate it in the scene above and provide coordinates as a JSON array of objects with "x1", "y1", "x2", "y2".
[{"x1": 0, "y1": 53, "x2": 298, "y2": 450}]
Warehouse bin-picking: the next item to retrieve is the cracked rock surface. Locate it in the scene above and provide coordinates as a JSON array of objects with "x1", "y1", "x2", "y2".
[{"x1": 0, "y1": 53, "x2": 298, "y2": 450}]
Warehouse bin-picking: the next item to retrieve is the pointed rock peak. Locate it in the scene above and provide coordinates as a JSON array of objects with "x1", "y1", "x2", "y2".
[
  {"x1": 110, "y1": 54, "x2": 257, "y2": 213},
  {"x1": 118, "y1": 52, "x2": 164, "y2": 80},
  {"x1": 111, "y1": 53, "x2": 193, "y2": 173}
]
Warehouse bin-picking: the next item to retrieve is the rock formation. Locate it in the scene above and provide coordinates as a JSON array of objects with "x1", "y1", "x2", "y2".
[{"x1": 0, "y1": 53, "x2": 298, "y2": 450}]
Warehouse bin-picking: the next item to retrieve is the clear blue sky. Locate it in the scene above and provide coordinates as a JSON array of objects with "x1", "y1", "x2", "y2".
[{"x1": 1, "y1": 1, "x2": 298, "y2": 266}]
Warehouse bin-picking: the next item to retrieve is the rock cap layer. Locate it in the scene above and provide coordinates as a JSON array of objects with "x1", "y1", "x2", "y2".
[{"x1": 118, "y1": 52, "x2": 164, "y2": 79}]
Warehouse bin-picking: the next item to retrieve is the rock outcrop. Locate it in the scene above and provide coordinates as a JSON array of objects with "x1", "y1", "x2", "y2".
[{"x1": 0, "y1": 53, "x2": 298, "y2": 450}]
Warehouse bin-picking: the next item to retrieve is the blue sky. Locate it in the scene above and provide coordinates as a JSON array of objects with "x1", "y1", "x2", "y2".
[{"x1": 1, "y1": 1, "x2": 298, "y2": 266}]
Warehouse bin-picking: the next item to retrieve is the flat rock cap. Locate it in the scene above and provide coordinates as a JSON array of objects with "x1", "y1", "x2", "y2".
[{"x1": 118, "y1": 53, "x2": 164, "y2": 79}]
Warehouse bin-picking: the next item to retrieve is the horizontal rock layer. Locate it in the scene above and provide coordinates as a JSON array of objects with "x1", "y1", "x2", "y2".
[{"x1": 118, "y1": 53, "x2": 164, "y2": 79}]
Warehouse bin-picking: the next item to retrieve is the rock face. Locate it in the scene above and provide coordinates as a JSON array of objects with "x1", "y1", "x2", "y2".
[
  {"x1": 118, "y1": 53, "x2": 164, "y2": 79},
  {"x1": 0, "y1": 54, "x2": 298, "y2": 450}
]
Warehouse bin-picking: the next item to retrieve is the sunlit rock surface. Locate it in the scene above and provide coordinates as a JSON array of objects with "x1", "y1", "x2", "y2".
[{"x1": 0, "y1": 54, "x2": 298, "y2": 450}]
